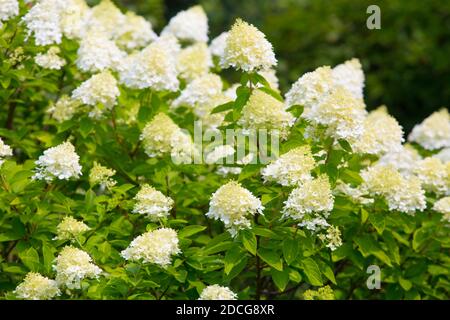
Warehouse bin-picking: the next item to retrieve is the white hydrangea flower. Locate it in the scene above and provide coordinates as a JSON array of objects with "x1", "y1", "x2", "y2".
[
  {"x1": 434, "y1": 148, "x2": 450, "y2": 163},
  {"x1": 318, "y1": 226, "x2": 343, "y2": 251},
  {"x1": 332, "y1": 58, "x2": 365, "y2": 100},
  {"x1": 87, "y1": 0, "x2": 126, "y2": 39},
  {"x1": 352, "y1": 106, "x2": 404, "y2": 156},
  {"x1": 194, "y1": 93, "x2": 232, "y2": 129},
  {"x1": 89, "y1": 161, "x2": 116, "y2": 189},
  {"x1": 72, "y1": 70, "x2": 120, "y2": 118},
  {"x1": 258, "y1": 68, "x2": 280, "y2": 90},
  {"x1": 0, "y1": 0, "x2": 19, "y2": 24},
  {"x1": 205, "y1": 145, "x2": 235, "y2": 164},
  {"x1": 161, "y1": 5, "x2": 208, "y2": 43},
  {"x1": 221, "y1": 19, "x2": 276, "y2": 72},
  {"x1": 119, "y1": 35, "x2": 180, "y2": 91},
  {"x1": 238, "y1": 89, "x2": 295, "y2": 139},
  {"x1": 261, "y1": 145, "x2": 316, "y2": 186},
  {"x1": 14, "y1": 272, "x2": 60, "y2": 300},
  {"x1": 33, "y1": 141, "x2": 82, "y2": 182},
  {"x1": 172, "y1": 73, "x2": 222, "y2": 108},
  {"x1": 121, "y1": 228, "x2": 181, "y2": 267},
  {"x1": 35, "y1": 46, "x2": 66, "y2": 70},
  {"x1": 53, "y1": 246, "x2": 102, "y2": 289},
  {"x1": 224, "y1": 83, "x2": 239, "y2": 100},
  {"x1": 408, "y1": 109, "x2": 450, "y2": 150},
  {"x1": 334, "y1": 183, "x2": 374, "y2": 205},
  {"x1": 60, "y1": 0, "x2": 91, "y2": 40},
  {"x1": 433, "y1": 197, "x2": 450, "y2": 223},
  {"x1": 199, "y1": 285, "x2": 237, "y2": 300},
  {"x1": 377, "y1": 144, "x2": 421, "y2": 176},
  {"x1": 47, "y1": 95, "x2": 81, "y2": 122},
  {"x1": 55, "y1": 216, "x2": 90, "y2": 241},
  {"x1": 282, "y1": 175, "x2": 334, "y2": 231},
  {"x1": 209, "y1": 32, "x2": 228, "y2": 57},
  {"x1": 22, "y1": 0, "x2": 63, "y2": 46},
  {"x1": 177, "y1": 42, "x2": 213, "y2": 82},
  {"x1": 206, "y1": 181, "x2": 264, "y2": 237},
  {"x1": 414, "y1": 157, "x2": 448, "y2": 194},
  {"x1": 132, "y1": 184, "x2": 174, "y2": 221},
  {"x1": 305, "y1": 86, "x2": 366, "y2": 140},
  {"x1": 0, "y1": 137, "x2": 13, "y2": 166},
  {"x1": 284, "y1": 66, "x2": 333, "y2": 110},
  {"x1": 361, "y1": 164, "x2": 426, "y2": 214},
  {"x1": 116, "y1": 11, "x2": 157, "y2": 50},
  {"x1": 76, "y1": 31, "x2": 125, "y2": 73}
]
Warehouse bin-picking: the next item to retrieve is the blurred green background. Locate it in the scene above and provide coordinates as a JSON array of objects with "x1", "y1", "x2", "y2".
[{"x1": 104, "y1": 0, "x2": 450, "y2": 132}]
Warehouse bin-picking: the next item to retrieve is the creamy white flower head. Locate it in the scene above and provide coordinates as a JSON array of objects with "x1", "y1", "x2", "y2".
[
  {"x1": 209, "y1": 32, "x2": 228, "y2": 57},
  {"x1": 433, "y1": 197, "x2": 450, "y2": 223},
  {"x1": 377, "y1": 144, "x2": 421, "y2": 176},
  {"x1": 33, "y1": 141, "x2": 82, "y2": 182},
  {"x1": 221, "y1": 19, "x2": 276, "y2": 72},
  {"x1": 121, "y1": 228, "x2": 181, "y2": 267},
  {"x1": 306, "y1": 86, "x2": 366, "y2": 140},
  {"x1": 258, "y1": 68, "x2": 280, "y2": 91},
  {"x1": 89, "y1": 161, "x2": 116, "y2": 189},
  {"x1": 132, "y1": 184, "x2": 174, "y2": 221},
  {"x1": 88, "y1": 0, "x2": 126, "y2": 39},
  {"x1": 199, "y1": 285, "x2": 237, "y2": 300},
  {"x1": 206, "y1": 181, "x2": 264, "y2": 237},
  {"x1": 284, "y1": 66, "x2": 333, "y2": 110},
  {"x1": 318, "y1": 226, "x2": 343, "y2": 251},
  {"x1": 76, "y1": 31, "x2": 125, "y2": 73},
  {"x1": 140, "y1": 113, "x2": 184, "y2": 157},
  {"x1": 170, "y1": 129, "x2": 199, "y2": 165},
  {"x1": 332, "y1": 58, "x2": 365, "y2": 99},
  {"x1": 224, "y1": 83, "x2": 239, "y2": 100},
  {"x1": 161, "y1": 5, "x2": 208, "y2": 43},
  {"x1": 14, "y1": 272, "x2": 60, "y2": 300},
  {"x1": 361, "y1": 164, "x2": 426, "y2": 213},
  {"x1": 334, "y1": 183, "x2": 374, "y2": 205},
  {"x1": 408, "y1": 109, "x2": 450, "y2": 150},
  {"x1": 177, "y1": 42, "x2": 212, "y2": 81},
  {"x1": 22, "y1": 0, "x2": 62, "y2": 46},
  {"x1": 60, "y1": 0, "x2": 91, "y2": 40},
  {"x1": 173, "y1": 73, "x2": 222, "y2": 108},
  {"x1": 119, "y1": 35, "x2": 180, "y2": 91},
  {"x1": 414, "y1": 157, "x2": 448, "y2": 194},
  {"x1": 55, "y1": 216, "x2": 90, "y2": 241},
  {"x1": 205, "y1": 145, "x2": 235, "y2": 164},
  {"x1": 282, "y1": 175, "x2": 334, "y2": 230},
  {"x1": 194, "y1": 93, "x2": 232, "y2": 129},
  {"x1": 262, "y1": 145, "x2": 316, "y2": 186},
  {"x1": 238, "y1": 89, "x2": 295, "y2": 139},
  {"x1": 116, "y1": 11, "x2": 157, "y2": 50},
  {"x1": 0, "y1": 0, "x2": 19, "y2": 23},
  {"x1": 353, "y1": 106, "x2": 404, "y2": 156},
  {"x1": 35, "y1": 46, "x2": 66, "y2": 70},
  {"x1": 72, "y1": 70, "x2": 120, "y2": 118},
  {"x1": 0, "y1": 137, "x2": 13, "y2": 167},
  {"x1": 53, "y1": 246, "x2": 102, "y2": 289},
  {"x1": 435, "y1": 148, "x2": 450, "y2": 163},
  {"x1": 47, "y1": 95, "x2": 81, "y2": 122}
]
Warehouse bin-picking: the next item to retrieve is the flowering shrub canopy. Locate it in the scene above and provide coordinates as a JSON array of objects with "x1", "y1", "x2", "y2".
[{"x1": 0, "y1": 0, "x2": 449, "y2": 300}]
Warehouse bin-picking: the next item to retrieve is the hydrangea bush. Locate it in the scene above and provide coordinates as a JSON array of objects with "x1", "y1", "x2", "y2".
[{"x1": 0, "y1": 0, "x2": 449, "y2": 300}]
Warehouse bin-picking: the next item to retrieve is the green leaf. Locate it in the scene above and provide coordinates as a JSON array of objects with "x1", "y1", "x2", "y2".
[
  {"x1": 258, "y1": 249, "x2": 283, "y2": 271},
  {"x1": 253, "y1": 227, "x2": 283, "y2": 240},
  {"x1": 338, "y1": 139, "x2": 353, "y2": 152},
  {"x1": 42, "y1": 243, "x2": 54, "y2": 274},
  {"x1": 19, "y1": 247, "x2": 40, "y2": 272},
  {"x1": 355, "y1": 235, "x2": 392, "y2": 266},
  {"x1": 79, "y1": 117, "x2": 94, "y2": 138},
  {"x1": 282, "y1": 239, "x2": 299, "y2": 265},
  {"x1": 412, "y1": 227, "x2": 431, "y2": 251},
  {"x1": 211, "y1": 101, "x2": 235, "y2": 114},
  {"x1": 360, "y1": 208, "x2": 369, "y2": 224},
  {"x1": 368, "y1": 212, "x2": 385, "y2": 235},
  {"x1": 257, "y1": 87, "x2": 283, "y2": 102},
  {"x1": 286, "y1": 105, "x2": 304, "y2": 117},
  {"x1": 271, "y1": 269, "x2": 289, "y2": 291},
  {"x1": 399, "y1": 278, "x2": 412, "y2": 291},
  {"x1": 224, "y1": 246, "x2": 243, "y2": 275},
  {"x1": 178, "y1": 225, "x2": 206, "y2": 238},
  {"x1": 301, "y1": 258, "x2": 323, "y2": 286},
  {"x1": 318, "y1": 261, "x2": 337, "y2": 285},
  {"x1": 241, "y1": 230, "x2": 257, "y2": 255}
]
